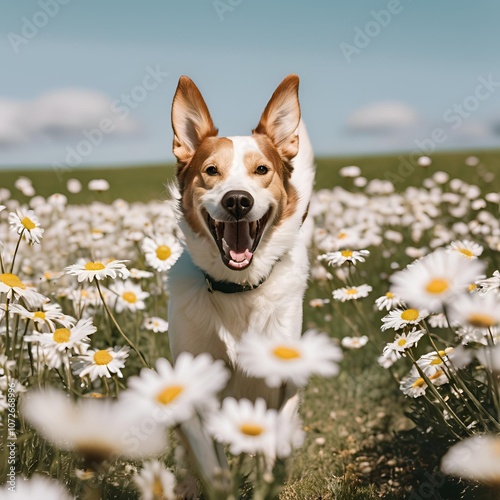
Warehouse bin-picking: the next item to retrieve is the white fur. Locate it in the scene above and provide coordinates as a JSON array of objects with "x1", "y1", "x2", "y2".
[{"x1": 168, "y1": 120, "x2": 315, "y2": 408}]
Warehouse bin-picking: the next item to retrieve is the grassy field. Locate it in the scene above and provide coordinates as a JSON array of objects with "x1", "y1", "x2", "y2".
[
  {"x1": 1, "y1": 149, "x2": 500, "y2": 499},
  {"x1": 2, "y1": 148, "x2": 498, "y2": 203}
]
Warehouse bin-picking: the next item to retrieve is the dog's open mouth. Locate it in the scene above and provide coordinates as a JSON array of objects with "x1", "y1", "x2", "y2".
[{"x1": 205, "y1": 209, "x2": 272, "y2": 270}]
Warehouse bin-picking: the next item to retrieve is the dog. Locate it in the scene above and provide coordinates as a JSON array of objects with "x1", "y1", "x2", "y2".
[{"x1": 167, "y1": 74, "x2": 315, "y2": 411}]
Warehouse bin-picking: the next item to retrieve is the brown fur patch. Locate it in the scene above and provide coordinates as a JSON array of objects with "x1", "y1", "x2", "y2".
[
  {"x1": 252, "y1": 134, "x2": 298, "y2": 223},
  {"x1": 179, "y1": 137, "x2": 234, "y2": 236}
]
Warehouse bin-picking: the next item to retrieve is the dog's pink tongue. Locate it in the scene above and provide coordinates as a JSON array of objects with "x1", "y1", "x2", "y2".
[{"x1": 224, "y1": 222, "x2": 253, "y2": 262}]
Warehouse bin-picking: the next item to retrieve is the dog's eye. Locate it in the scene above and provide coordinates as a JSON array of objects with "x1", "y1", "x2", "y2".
[
  {"x1": 255, "y1": 165, "x2": 269, "y2": 175},
  {"x1": 205, "y1": 165, "x2": 219, "y2": 176}
]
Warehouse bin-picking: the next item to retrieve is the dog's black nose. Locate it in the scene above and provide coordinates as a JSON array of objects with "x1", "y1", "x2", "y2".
[{"x1": 221, "y1": 190, "x2": 254, "y2": 220}]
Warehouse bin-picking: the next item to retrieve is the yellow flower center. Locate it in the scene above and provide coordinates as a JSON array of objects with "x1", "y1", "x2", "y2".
[
  {"x1": 458, "y1": 248, "x2": 474, "y2": 258},
  {"x1": 122, "y1": 291, "x2": 137, "y2": 303},
  {"x1": 401, "y1": 309, "x2": 419, "y2": 321},
  {"x1": 341, "y1": 250, "x2": 353, "y2": 258},
  {"x1": 346, "y1": 288, "x2": 358, "y2": 295},
  {"x1": 468, "y1": 283, "x2": 477, "y2": 292},
  {"x1": 0, "y1": 273, "x2": 26, "y2": 289},
  {"x1": 412, "y1": 377, "x2": 426, "y2": 388},
  {"x1": 240, "y1": 423, "x2": 264, "y2": 436},
  {"x1": 468, "y1": 313, "x2": 496, "y2": 328},
  {"x1": 156, "y1": 245, "x2": 172, "y2": 261},
  {"x1": 85, "y1": 261, "x2": 105, "y2": 271},
  {"x1": 152, "y1": 479, "x2": 164, "y2": 497},
  {"x1": 272, "y1": 346, "x2": 301, "y2": 360},
  {"x1": 397, "y1": 338, "x2": 407, "y2": 347},
  {"x1": 425, "y1": 278, "x2": 449, "y2": 295},
  {"x1": 156, "y1": 385, "x2": 184, "y2": 405},
  {"x1": 93, "y1": 350, "x2": 113, "y2": 365},
  {"x1": 337, "y1": 232, "x2": 347, "y2": 239},
  {"x1": 21, "y1": 217, "x2": 36, "y2": 230},
  {"x1": 430, "y1": 351, "x2": 446, "y2": 365},
  {"x1": 385, "y1": 292, "x2": 394, "y2": 298},
  {"x1": 53, "y1": 328, "x2": 71, "y2": 344},
  {"x1": 429, "y1": 370, "x2": 445, "y2": 381},
  {"x1": 33, "y1": 311, "x2": 46, "y2": 320}
]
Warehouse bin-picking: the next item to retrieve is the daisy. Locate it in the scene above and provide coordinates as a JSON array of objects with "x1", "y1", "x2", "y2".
[
  {"x1": 142, "y1": 236, "x2": 182, "y2": 272},
  {"x1": 205, "y1": 397, "x2": 277, "y2": 457},
  {"x1": 109, "y1": 280, "x2": 150, "y2": 313},
  {"x1": 417, "y1": 349, "x2": 453, "y2": 377},
  {"x1": 129, "y1": 267, "x2": 154, "y2": 279},
  {"x1": 8, "y1": 209, "x2": 44, "y2": 244},
  {"x1": 122, "y1": 353, "x2": 229, "y2": 425},
  {"x1": 449, "y1": 293, "x2": 500, "y2": 331},
  {"x1": 143, "y1": 316, "x2": 169, "y2": 333},
  {"x1": 8, "y1": 302, "x2": 75, "y2": 331},
  {"x1": 0, "y1": 273, "x2": 46, "y2": 307},
  {"x1": 446, "y1": 240, "x2": 483, "y2": 260},
  {"x1": 441, "y1": 435, "x2": 500, "y2": 485},
  {"x1": 390, "y1": 249, "x2": 485, "y2": 312},
  {"x1": 88, "y1": 178, "x2": 110, "y2": 192},
  {"x1": 275, "y1": 410, "x2": 305, "y2": 459},
  {"x1": 383, "y1": 328, "x2": 425, "y2": 357},
  {"x1": 332, "y1": 284, "x2": 372, "y2": 302},
  {"x1": 134, "y1": 461, "x2": 177, "y2": 500},
  {"x1": 476, "y1": 270, "x2": 500, "y2": 295},
  {"x1": 400, "y1": 369, "x2": 428, "y2": 398},
  {"x1": 65, "y1": 259, "x2": 131, "y2": 282},
  {"x1": 374, "y1": 291, "x2": 403, "y2": 311},
  {"x1": 330, "y1": 228, "x2": 362, "y2": 250},
  {"x1": 377, "y1": 350, "x2": 400, "y2": 369},
  {"x1": 427, "y1": 313, "x2": 450, "y2": 329},
  {"x1": 236, "y1": 329, "x2": 343, "y2": 388},
  {"x1": 339, "y1": 165, "x2": 361, "y2": 178},
  {"x1": 380, "y1": 308, "x2": 428, "y2": 331},
  {"x1": 318, "y1": 249, "x2": 370, "y2": 267},
  {"x1": 77, "y1": 346, "x2": 129, "y2": 381},
  {"x1": 0, "y1": 475, "x2": 71, "y2": 500},
  {"x1": 22, "y1": 388, "x2": 166, "y2": 462},
  {"x1": 25, "y1": 317, "x2": 96, "y2": 353},
  {"x1": 341, "y1": 335, "x2": 369, "y2": 349}
]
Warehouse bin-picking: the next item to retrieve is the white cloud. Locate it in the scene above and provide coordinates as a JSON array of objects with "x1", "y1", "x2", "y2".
[
  {"x1": 0, "y1": 88, "x2": 139, "y2": 147},
  {"x1": 347, "y1": 101, "x2": 419, "y2": 133}
]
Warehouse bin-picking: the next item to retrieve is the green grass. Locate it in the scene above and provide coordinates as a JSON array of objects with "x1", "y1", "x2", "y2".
[
  {"x1": 1, "y1": 148, "x2": 498, "y2": 204},
  {"x1": 3, "y1": 149, "x2": 500, "y2": 499}
]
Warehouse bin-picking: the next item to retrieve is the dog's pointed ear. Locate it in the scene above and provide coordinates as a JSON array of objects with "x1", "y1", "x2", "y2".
[
  {"x1": 171, "y1": 76, "x2": 218, "y2": 165},
  {"x1": 253, "y1": 74, "x2": 301, "y2": 161}
]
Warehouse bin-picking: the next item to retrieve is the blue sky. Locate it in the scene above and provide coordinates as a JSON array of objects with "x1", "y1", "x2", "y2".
[{"x1": 1, "y1": 0, "x2": 500, "y2": 169}]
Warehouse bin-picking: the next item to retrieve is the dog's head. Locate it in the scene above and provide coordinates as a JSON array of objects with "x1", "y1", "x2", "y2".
[{"x1": 171, "y1": 75, "x2": 301, "y2": 276}]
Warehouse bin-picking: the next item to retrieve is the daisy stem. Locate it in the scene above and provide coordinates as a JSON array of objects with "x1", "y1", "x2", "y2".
[
  {"x1": 95, "y1": 281, "x2": 148, "y2": 368},
  {"x1": 14, "y1": 318, "x2": 30, "y2": 378},
  {"x1": 486, "y1": 327, "x2": 500, "y2": 421},
  {"x1": 0, "y1": 250, "x2": 5, "y2": 273},
  {"x1": 10, "y1": 311, "x2": 21, "y2": 359},
  {"x1": 4, "y1": 297, "x2": 10, "y2": 354},
  {"x1": 113, "y1": 375, "x2": 120, "y2": 397},
  {"x1": 408, "y1": 350, "x2": 471, "y2": 436},
  {"x1": 102, "y1": 376, "x2": 110, "y2": 396},
  {"x1": 9, "y1": 230, "x2": 24, "y2": 274},
  {"x1": 423, "y1": 320, "x2": 500, "y2": 431}
]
